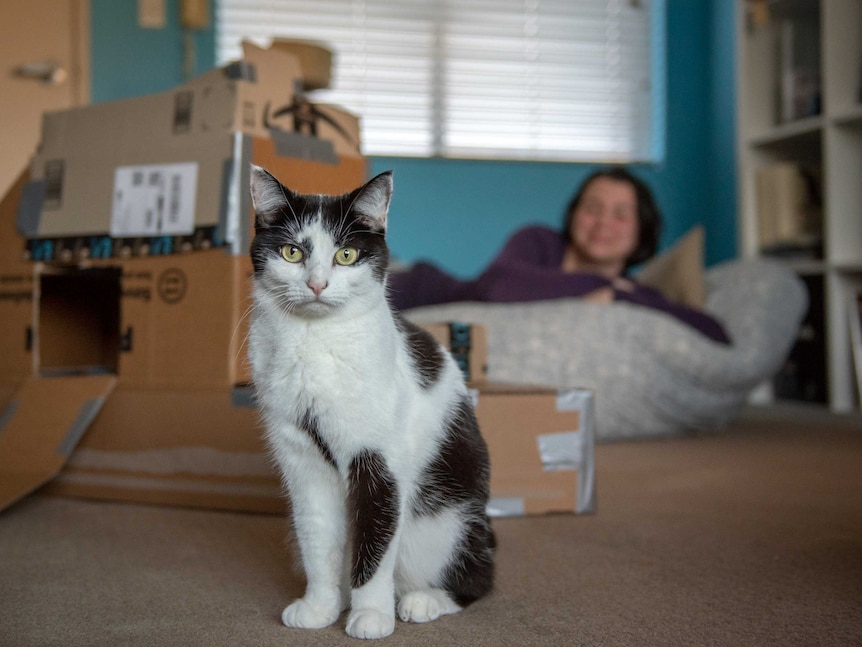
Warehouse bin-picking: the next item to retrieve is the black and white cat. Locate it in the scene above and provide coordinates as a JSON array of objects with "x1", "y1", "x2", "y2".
[{"x1": 247, "y1": 166, "x2": 495, "y2": 640}]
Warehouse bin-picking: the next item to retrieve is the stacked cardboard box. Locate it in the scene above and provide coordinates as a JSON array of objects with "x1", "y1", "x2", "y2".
[
  {"x1": 474, "y1": 383, "x2": 595, "y2": 516},
  {"x1": 0, "y1": 42, "x2": 594, "y2": 517},
  {"x1": 0, "y1": 43, "x2": 365, "y2": 514}
]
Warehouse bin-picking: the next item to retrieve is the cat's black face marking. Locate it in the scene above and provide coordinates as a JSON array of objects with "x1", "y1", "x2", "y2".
[
  {"x1": 299, "y1": 410, "x2": 337, "y2": 470},
  {"x1": 250, "y1": 170, "x2": 392, "y2": 284},
  {"x1": 394, "y1": 316, "x2": 445, "y2": 389},
  {"x1": 250, "y1": 193, "x2": 390, "y2": 280},
  {"x1": 349, "y1": 450, "x2": 399, "y2": 589}
]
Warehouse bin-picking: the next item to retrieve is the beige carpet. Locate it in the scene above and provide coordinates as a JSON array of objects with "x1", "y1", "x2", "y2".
[{"x1": 1, "y1": 404, "x2": 861, "y2": 646}]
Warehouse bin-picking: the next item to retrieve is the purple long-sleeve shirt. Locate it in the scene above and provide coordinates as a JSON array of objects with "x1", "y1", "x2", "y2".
[{"x1": 388, "y1": 225, "x2": 731, "y2": 344}]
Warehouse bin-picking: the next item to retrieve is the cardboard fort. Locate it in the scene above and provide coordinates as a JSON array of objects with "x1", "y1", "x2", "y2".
[{"x1": 0, "y1": 43, "x2": 595, "y2": 517}]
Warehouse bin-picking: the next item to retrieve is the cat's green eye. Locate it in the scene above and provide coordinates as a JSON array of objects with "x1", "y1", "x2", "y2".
[
  {"x1": 334, "y1": 246, "x2": 359, "y2": 266},
  {"x1": 280, "y1": 245, "x2": 304, "y2": 263}
]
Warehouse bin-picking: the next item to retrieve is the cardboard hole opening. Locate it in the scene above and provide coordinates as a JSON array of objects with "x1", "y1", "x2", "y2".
[{"x1": 39, "y1": 267, "x2": 121, "y2": 376}]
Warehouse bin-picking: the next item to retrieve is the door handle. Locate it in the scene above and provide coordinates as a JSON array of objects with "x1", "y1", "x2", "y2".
[{"x1": 12, "y1": 61, "x2": 68, "y2": 85}]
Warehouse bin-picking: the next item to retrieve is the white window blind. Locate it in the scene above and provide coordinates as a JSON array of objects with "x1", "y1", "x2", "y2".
[{"x1": 216, "y1": 0, "x2": 665, "y2": 162}]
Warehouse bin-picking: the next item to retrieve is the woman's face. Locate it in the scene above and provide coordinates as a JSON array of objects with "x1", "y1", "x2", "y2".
[{"x1": 569, "y1": 177, "x2": 640, "y2": 270}]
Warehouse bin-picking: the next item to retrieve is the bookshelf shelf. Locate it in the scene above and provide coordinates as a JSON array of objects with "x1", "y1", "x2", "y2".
[
  {"x1": 831, "y1": 105, "x2": 862, "y2": 128},
  {"x1": 749, "y1": 116, "x2": 823, "y2": 147},
  {"x1": 737, "y1": 0, "x2": 862, "y2": 412},
  {"x1": 783, "y1": 258, "x2": 827, "y2": 275}
]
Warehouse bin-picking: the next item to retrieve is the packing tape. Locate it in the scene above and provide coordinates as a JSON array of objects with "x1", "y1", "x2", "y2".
[
  {"x1": 226, "y1": 133, "x2": 253, "y2": 256},
  {"x1": 537, "y1": 431, "x2": 582, "y2": 471},
  {"x1": 16, "y1": 180, "x2": 45, "y2": 236},
  {"x1": 486, "y1": 497, "x2": 525, "y2": 518},
  {"x1": 556, "y1": 388, "x2": 593, "y2": 412},
  {"x1": 270, "y1": 128, "x2": 338, "y2": 165},
  {"x1": 0, "y1": 401, "x2": 19, "y2": 437},
  {"x1": 231, "y1": 384, "x2": 256, "y2": 408},
  {"x1": 222, "y1": 60, "x2": 256, "y2": 82},
  {"x1": 554, "y1": 387, "x2": 597, "y2": 514},
  {"x1": 55, "y1": 398, "x2": 108, "y2": 457}
]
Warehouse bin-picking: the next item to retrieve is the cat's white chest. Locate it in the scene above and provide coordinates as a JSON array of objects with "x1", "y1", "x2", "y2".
[
  {"x1": 288, "y1": 322, "x2": 376, "y2": 393},
  {"x1": 250, "y1": 304, "x2": 400, "y2": 441}
]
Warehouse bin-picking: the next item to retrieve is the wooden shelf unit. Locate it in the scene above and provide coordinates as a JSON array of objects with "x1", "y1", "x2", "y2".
[{"x1": 736, "y1": 0, "x2": 862, "y2": 411}]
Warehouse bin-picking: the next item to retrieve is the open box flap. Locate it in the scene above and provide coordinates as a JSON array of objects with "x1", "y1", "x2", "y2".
[{"x1": 0, "y1": 375, "x2": 117, "y2": 512}]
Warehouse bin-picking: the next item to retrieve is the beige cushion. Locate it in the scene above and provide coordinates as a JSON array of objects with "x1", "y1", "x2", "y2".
[{"x1": 637, "y1": 226, "x2": 706, "y2": 308}]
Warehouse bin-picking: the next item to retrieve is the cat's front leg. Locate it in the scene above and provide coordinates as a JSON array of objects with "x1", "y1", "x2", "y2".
[
  {"x1": 345, "y1": 450, "x2": 401, "y2": 640},
  {"x1": 278, "y1": 446, "x2": 347, "y2": 630}
]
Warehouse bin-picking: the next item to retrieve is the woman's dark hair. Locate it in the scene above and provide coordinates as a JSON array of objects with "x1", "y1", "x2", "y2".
[{"x1": 562, "y1": 166, "x2": 662, "y2": 269}]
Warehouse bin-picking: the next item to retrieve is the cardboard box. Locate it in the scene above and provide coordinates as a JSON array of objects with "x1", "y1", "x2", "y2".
[
  {"x1": 0, "y1": 36, "x2": 372, "y2": 514},
  {"x1": 0, "y1": 146, "x2": 366, "y2": 514},
  {"x1": 0, "y1": 377, "x2": 594, "y2": 517},
  {"x1": 0, "y1": 55, "x2": 593, "y2": 516},
  {"x1": 0, "y1": 174, "x2": 35, "y2": 390},
  {"x1": 473, "y1": 384, "x2": 595, "y2": 516},
  {"x1": 18, "y1": 42, "x2": 361, "y2": 259},
  {"x1": 421, "y1": 322, "x2": 488, "y2": 383},
  {"x1": 0, "y1": 375, "x2": 117, "y2": 512},
  {"x1": 39, "y1": 384, "x2": 282, "y2": 514},
  {"x1": 0, "y1": 144, "x2": 366, "y2": 392},
  {"x1": 270, "y1": 38, "x2": 333, "y2": 90}
]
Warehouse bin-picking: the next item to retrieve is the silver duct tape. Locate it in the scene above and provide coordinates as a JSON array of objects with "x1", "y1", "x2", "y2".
[
  {"x1": 56, "y1": 398, "x2": 107, "y2": 457},
  {"x1": 227, "y1": 133, "x2": 252, "y2": 255},
  {"x1": 556, "y1": 388, "x2": 593, "y2": 412},
  {"x1": 17, "y1": 180, "x2": 45, "y2": 236},
  {"x1": 574, "y1": 391, "x2": 596, "y2": 514},
  {"x1": 486, "y1": 497, "x2": 525, "y2": 518},
  {"x1": 0, "y1": 400, "x2": 19, "y2": 438},
  {"x1": 537, "y1": 431, "x2": 581, "y2": 471},
  {"x1": 231, "y1": 385, "x2": 256, "y2": 408},
  {"x1": 270, "y1": 129, "x2": 338, "y2": 165}
]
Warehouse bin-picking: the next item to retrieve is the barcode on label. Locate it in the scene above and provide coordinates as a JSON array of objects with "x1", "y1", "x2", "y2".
[
  {"x1": 111, "y1": 162, "x2": 198, "y2": 237},
  {"x1": 43, "y1": 160, "x2": 65, "y2": 210}
]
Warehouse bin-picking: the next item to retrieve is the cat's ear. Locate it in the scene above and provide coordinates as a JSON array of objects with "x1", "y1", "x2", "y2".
[
  {"x1": 350, "y1": 171, "x2": 393, "y2": 232},
  {"x1": 249, "y1": 164, "x2": 291, "y2": 228}
]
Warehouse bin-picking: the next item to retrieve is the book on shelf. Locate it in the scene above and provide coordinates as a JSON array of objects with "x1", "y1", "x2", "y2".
[
  {"x1": 777, "y1": 15, "x2": 821, "y2": 123},
  {"x1": 773, "y1": 275, "x2": 828, "y2": 404},
  {"x1": 755, "y1": 162, "x2": 822, "y2": 258},
  {"x1": 849, "y1": 288, "x2": 862, "y2": 405}
]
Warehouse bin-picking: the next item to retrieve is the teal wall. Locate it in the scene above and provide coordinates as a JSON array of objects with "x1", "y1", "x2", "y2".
[
  {"x1": 707, "y1": 0, "x2": 739, "y2": 269},
  {"x1": 90, "y1": 0, "x2": 215, "y2": 103},
  {"x1": 90, "y1": 0, "x2": 737, "y2": 277}
]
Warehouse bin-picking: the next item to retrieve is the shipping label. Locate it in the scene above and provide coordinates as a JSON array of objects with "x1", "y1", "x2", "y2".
[{"x1": 111, "y1": 163, "x2": 199, "y2": 237}]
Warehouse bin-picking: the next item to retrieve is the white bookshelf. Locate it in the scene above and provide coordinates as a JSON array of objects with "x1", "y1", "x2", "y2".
[{"x1": 737, "y1": 0, "x2": 862, "y2": 412}]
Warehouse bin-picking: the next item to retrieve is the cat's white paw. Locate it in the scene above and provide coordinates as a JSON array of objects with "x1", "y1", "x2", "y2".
[
  {"x1": 345, "y1": 608, "x2": 395, "y2": 640},
  {"x1": 281, "y1": 598, "x2": 339, "y2": 629},
  {"x1": 398, "y1": 590, "x2": 461, "y2": 623}
]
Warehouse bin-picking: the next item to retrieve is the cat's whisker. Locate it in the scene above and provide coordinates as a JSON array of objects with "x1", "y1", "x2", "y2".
[
  {"x1": 278, "y1": 181, "x2": 297, "y2": 220},
  {"x1": 229, "y1": 297, "x2": 257, "y2": 367}
]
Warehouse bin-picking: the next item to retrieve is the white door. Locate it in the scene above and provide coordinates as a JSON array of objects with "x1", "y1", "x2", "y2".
[{"x1": 0, "y1": 0, "x2": 89, "y2": 199}]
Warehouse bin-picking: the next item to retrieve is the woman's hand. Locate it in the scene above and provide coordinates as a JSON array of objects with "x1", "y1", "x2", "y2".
[{"x1": 611, "y1": 277, "x2": 637, "y2": 293}]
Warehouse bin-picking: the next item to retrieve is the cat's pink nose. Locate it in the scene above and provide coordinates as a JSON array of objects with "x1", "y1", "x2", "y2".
[{"x1": 307, "y1": 281, "x2": 327, "y2": 297}]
